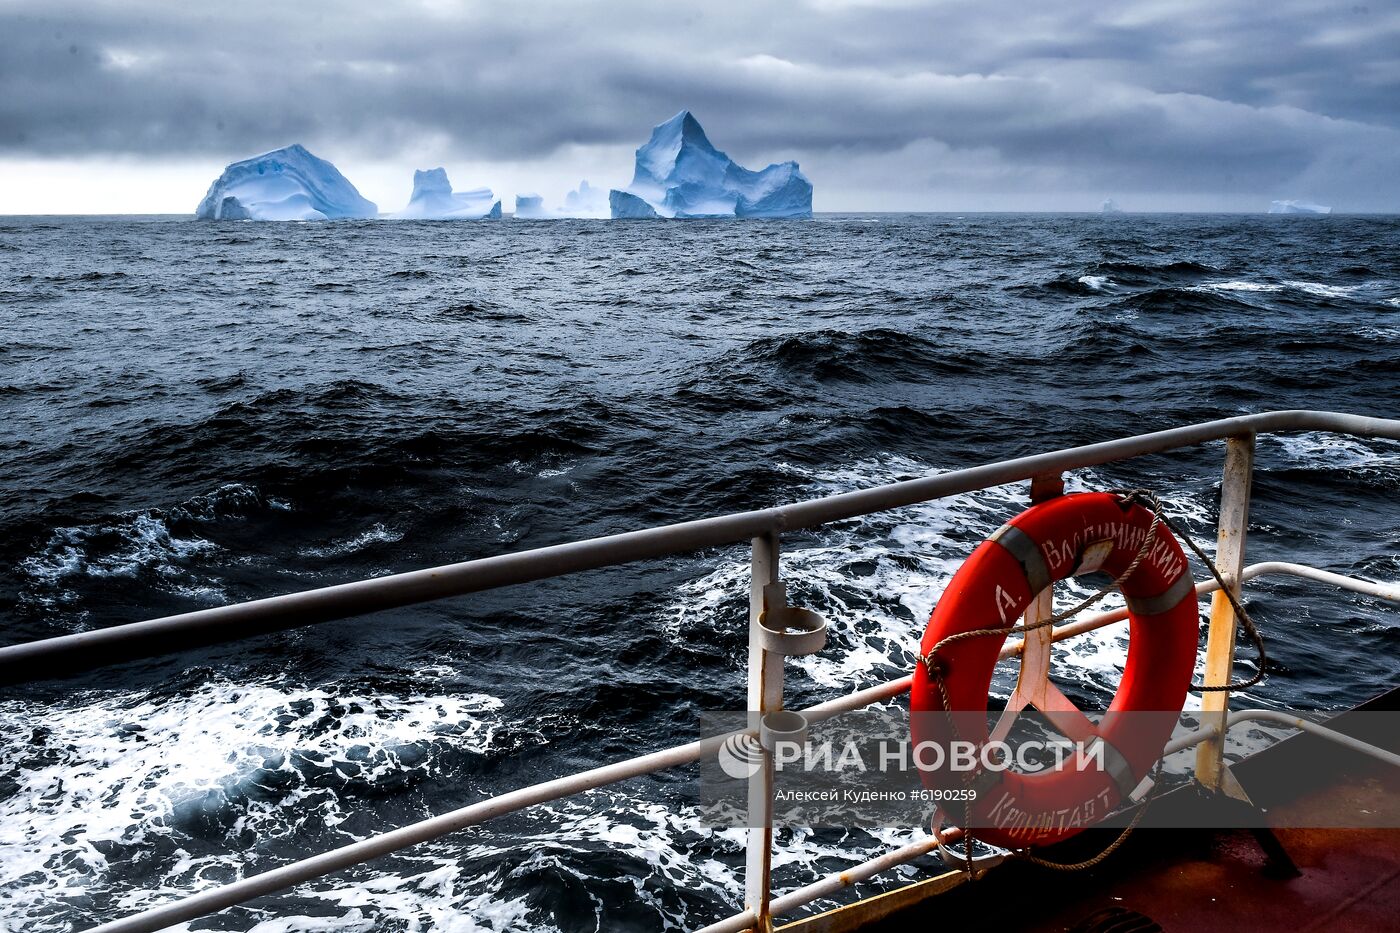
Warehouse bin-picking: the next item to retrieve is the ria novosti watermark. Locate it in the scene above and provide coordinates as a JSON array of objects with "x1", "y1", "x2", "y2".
[
  {"x1": 765, "y1": 732, "x2": 1108, "y2": 775},
  {"x1": 696, "y1": 709, "x2": 1400, "y2": 831}
]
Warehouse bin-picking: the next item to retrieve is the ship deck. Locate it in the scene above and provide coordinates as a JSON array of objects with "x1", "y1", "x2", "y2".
[{"x1": 789, "y1": 688, "x2": 1400, "y2": 932}]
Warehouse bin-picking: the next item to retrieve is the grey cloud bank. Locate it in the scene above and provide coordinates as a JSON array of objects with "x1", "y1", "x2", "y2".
[{"x1": 2, "y1": 0, "x2": 1398, "y2": 212}]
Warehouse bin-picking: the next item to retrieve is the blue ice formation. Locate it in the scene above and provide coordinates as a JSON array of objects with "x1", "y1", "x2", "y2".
[
  {"x1": 609, "y1": 190, "x2": 658, "y2": 219},
  {"x1": 398, "y1": 168, "x2": 500, "y2": 219},
  {"x1": 564, "y1": 180, "x2": 608, "y2": 217},
  {"x1": 1268, "y1": 200, "x2": 1331, "y2": 215},
  {"x1": 609, "y1": 111, "x2": 812, "y2": 219},
  {"x1": 514, "y1": 193, "x2": 547, "y2": 218},
  {"x1": 195, "y1": 144, "x2": 377, "y2": 220},
  {"x1": 513, "y1": 182, "x2": 609, "y2": 219}
]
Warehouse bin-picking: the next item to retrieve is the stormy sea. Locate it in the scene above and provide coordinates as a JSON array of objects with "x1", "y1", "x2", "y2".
[{"x1": 2, "y1": 213, "x2": 1398, "y2": 931}]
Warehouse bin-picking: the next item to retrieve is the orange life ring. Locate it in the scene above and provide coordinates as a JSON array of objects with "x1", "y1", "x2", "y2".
[{"x1": 910, "y1": 492, "x2": 1199, "y2": 849}]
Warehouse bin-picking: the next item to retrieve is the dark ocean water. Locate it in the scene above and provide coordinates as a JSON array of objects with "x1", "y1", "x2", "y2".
[{"x1": 1, "y1": 213, "x2": 1398, "y2": 931}]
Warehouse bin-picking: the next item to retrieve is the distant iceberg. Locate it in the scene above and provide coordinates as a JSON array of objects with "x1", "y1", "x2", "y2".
[
  {"x1": 564, "y1": 180, "x2": 609, "y2": 218},
  {"x1": 514, "y1": 193, "x2": 548, "y2": 219},
  {"x1": 397, "y1": 168, "x2": 500, "y2": 219},
  {"x1": 609, "y1": 111, "x2": 812, "y2": 219},
  {"x1": 513, "y1": 182, "x2": 610, "y2": 219},
  {"x1": 1101, "y1": 198, "x2": 1123, "y2": 214},
  {"x1": 1269, "y1": 200, "x2": 1331, "y2": 215},
  {"x1": 195, "y1": 144, "x2": 377, "y2": 220}
]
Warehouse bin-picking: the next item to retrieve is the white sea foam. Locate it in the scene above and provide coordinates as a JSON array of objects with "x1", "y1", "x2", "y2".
[
  {"x1": 506, "y1": 458, "x2": 577, "y2": 478},
  {"x1": 1283, "y1": 280, "x2": 1363, "y2": 299},
  {"x1": 1077, "y1": 275, "x2": 1111, "y2": 291},
  {"x1": 22, "y1": 512, "x2": 217, "y2": 585},
  {"x1": 1192, "y1": 280, "x2": 1282, "y2": 293},
  {"x1": 1196, "y1": 276, "x2": 1389, "y2": 304},
  {"x1": 18, "y1": 483, "x2": 278, "y2": 621},
  {"x1": 233, "y1": 792, "x2": 922, "y2": 932},
  {"x1": 248, "y1": 859, "x2": 551, "y2": 933},
  {"x1": 244, "y1": 911, "x2": 375, "y2": 933},
  {"x1": 0, "y1": 680, "x2": 502, "y2": 931},
  {"x1": 1268, "y1": 431, "x2": 1400, "y2": 474},
  {"x1": 298, "y1": 522, "x2": 404, "y2": 558}
]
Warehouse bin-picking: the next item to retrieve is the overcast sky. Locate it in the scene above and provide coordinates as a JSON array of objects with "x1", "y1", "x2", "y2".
[{"x1": 2, "y1": 0, "x2": 1398, "y2": 213}]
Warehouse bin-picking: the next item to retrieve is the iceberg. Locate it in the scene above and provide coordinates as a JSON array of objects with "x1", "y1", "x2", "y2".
[
  {"x1": 564, "y1": 180, "x2": 608, "y2": 217},
  {"x1": 195, "y1": 144, "x2": 377, "y2": 220},
  {"x1": 608, "y1": 111, "x2": 812, "y2": 219},
  {"x1": 1268, "y1": 200, "x2": 1332, "y2": 215},
  {"x1": 513, "y1": 182, "x2": 611, "y2": 220},
  {"x1": 397, "y1": 168, "x2": 500, "y2": 219},
  {"x1": 514, "y1": 193, "x2": 548, "y2": 219},
  {"x1": 1101, "y1": 198, "x2": 1123, "y2": 214},
  {"x1": 609, "y1": 190, "x2": 659, "y2": 219}
]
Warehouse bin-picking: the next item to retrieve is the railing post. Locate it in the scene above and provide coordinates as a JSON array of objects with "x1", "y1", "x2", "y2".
[
  {"x1": 746, "y1": 530, "x2": 782, "y2": 931},
  {"x1": 1195, "y1": 434, "x2": 1255, "y2": 791}
]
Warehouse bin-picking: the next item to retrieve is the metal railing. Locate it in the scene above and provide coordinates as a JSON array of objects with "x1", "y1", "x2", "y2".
[{"x1": 2, "y1": 409, "x2": 1398, "y2": 933}]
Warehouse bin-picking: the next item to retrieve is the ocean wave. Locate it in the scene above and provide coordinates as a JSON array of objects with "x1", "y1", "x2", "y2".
[
  {"x1": 1189, "y1": 277, "x2": 1395, "y2": 305},
  {"x1": 1266, "y1": 431, "x2": 1400, "y2": 475},
  {"x1": 1042, "y1": 317, "x2": 1165, "y2": 364},
  {"x1": 1113, "y1": 286, "x2": 1265, "y2": 317},
  {"x1": 0, "y1": 680, "x2": 503, "y2": 932},
  {"x1": 25, "y1": 270, "x2": 131, "y2": 284},
  {"x1": 1191, "y1": 279, "x2": 1283, "y2": 293},
  {"x1": 18, "y1": 484, "x2": 287, "y2": 624},
  {"x1": 435, "y1": 300, "x2": 532, "y2": 323},
  {"x1": 184, "y1": 793, "x2": 935, "y2": 931},
  {"x1": 170, "y1": 383, "x2": 601, "y2": 473},
  {"x1": 1081, "y1": 260, "x2": 1220, "y2": 288},
  {"x1": 1008, "y1": 272, "x2": 1114, "y2": 298},
  {"x1": 743, "y1": 328, "x2": 979, "y2": 383},
  {"x1": 1283, "y1": 280, "x2": 1366, "y2": 300},
  {"x1": 298, "y1": 522, "x2": 405, "y2": 559}
]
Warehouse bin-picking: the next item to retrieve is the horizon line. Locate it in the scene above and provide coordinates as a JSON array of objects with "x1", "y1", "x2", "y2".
[{"x1": 2, "y1": 210, "x2": 1392, "y2": 218}]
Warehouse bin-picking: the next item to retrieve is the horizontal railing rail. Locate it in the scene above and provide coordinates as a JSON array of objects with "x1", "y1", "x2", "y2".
[{"x1": 3, "y1": 409, "x2": 1396, "y2": 933}]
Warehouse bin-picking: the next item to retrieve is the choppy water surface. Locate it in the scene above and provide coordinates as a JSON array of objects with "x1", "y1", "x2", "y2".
[{"x1": 2, "y1": 213, "x2": 1398, "y2": 931}]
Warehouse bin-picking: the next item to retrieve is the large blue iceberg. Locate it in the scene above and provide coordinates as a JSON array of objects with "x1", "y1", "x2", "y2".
[
  {"x1": 195, "y1": 144, "x2": 377, "y2": 220},
  {"x1": 397, "y1": 168, "x2": 500, "y2": 219},
  {"x1": 609, "y1": 112, "x2": 812, "y2": 219}
]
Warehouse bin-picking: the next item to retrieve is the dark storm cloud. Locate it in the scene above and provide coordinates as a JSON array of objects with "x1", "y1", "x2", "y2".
[{"x1": 2, "y1": 1, "x2": 1398, "y2": 205}]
